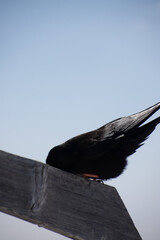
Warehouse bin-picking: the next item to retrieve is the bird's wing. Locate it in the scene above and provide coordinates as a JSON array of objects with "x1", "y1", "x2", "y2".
[
  {"x1": 66, "y1": 103, "x2": 160, "y2": 161},
  {"x1": 98, "y1": 102, "x2": 160, "y2": 140},
  {"x1": 77, "y1": 116, "x2": 160, "y2": 161}
]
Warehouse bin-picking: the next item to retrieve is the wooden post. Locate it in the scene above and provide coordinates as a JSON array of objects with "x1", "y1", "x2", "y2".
[{"x1": 0, "y1": 150, "x2": 142, "y2": 240}]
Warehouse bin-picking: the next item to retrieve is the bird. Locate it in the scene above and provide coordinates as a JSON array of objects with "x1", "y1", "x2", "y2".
[{"x1": 46, "y1": 103, "x2": 160, "y2": 181}]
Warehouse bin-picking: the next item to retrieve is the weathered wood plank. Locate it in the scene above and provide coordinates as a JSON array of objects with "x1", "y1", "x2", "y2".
[{"x1": 0, "y1": 150, "x2": 142, "y2": 240}]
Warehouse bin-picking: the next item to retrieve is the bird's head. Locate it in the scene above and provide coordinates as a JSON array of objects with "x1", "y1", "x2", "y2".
[{"x1": 46, "y1": 145, "x2": 72, "y2": 172}]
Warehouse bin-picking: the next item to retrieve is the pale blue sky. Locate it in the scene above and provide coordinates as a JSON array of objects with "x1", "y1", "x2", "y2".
[{"x1": 1, "y1": 1, "x2": 160, "y2": 240}]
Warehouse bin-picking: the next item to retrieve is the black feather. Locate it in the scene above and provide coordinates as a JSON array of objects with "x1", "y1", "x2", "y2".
[{"x1": 46, "y1": 103, "x2": 160, "y2": 180}]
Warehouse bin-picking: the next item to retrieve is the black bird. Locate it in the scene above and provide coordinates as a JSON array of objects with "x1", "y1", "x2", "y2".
[{"x1": 46, "y1": 103, "x2": 160, "y2": 180}]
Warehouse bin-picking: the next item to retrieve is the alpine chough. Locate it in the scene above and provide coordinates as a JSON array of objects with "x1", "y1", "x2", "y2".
[{"x1": 46, "y1": 103, "x2": 160, "y2": 180}]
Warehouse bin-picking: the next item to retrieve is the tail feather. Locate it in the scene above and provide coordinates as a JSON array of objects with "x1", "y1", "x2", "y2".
[
  {"x1": 124, "y1": 116, "x2": 160, "y2": 156},
  {"x1": 128, "y1": 102, "x2": 160, "y2": 129},
  {"x1": 122, "y1": 102, "x2": 160, "y2": 133}
]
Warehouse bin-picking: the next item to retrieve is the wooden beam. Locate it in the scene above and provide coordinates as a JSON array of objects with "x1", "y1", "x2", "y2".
[{"x1": 0, "y1": 150, "x2": 142, "y2": 240}]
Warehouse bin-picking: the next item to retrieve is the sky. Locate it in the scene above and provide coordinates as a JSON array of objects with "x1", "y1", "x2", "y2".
[{"x1": 1, "y1": 0, "x2": 160, "y2": 239}]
